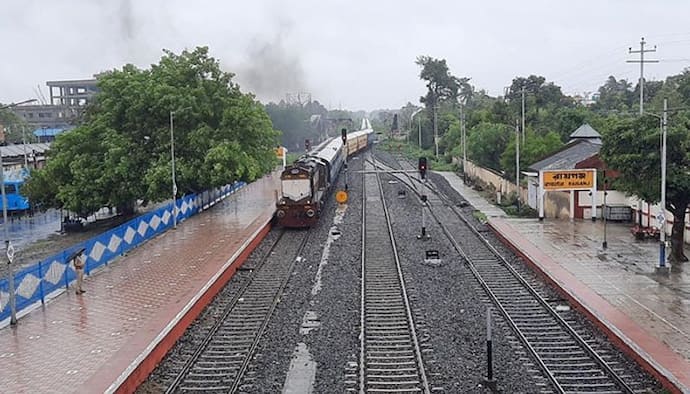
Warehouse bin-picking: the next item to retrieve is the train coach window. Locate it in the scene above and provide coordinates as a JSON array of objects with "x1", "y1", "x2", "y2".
[{"x1": 5, "y1": 185, "x2": 16, "y2": 193}]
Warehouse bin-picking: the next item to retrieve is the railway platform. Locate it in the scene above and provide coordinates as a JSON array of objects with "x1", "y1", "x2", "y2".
[
  {"x1": 0, "y1": 172, "x2": 279, "y2": 393},
  {"x1": 439, "y1": 171, "x2": 690, "y2": 393}
]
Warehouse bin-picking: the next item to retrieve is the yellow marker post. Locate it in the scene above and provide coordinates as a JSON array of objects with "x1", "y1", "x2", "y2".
[{"x1": 335, "y1": 190, "x2": 348, "y2": 204}]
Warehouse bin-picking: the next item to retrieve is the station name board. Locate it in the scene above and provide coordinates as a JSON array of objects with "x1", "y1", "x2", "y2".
[{"x1": 542, "y1": 169, "x2": 595, "y2": 190}]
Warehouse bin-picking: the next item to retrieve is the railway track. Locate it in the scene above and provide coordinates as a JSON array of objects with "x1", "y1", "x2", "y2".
[
  {"x1": 373, "y1": 155, "x2": 653, "y2": 393},
  {"x1": 165, "y1": 230, "x2": 309, "y2": 393},
  {"x1": 358, "y1": 159, "x2": 430, "y2": 393}
]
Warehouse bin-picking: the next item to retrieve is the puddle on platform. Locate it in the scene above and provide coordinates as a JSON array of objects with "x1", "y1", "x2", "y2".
[{"x1": 282, "y1": 342, "x2": 316, "y2": 394}]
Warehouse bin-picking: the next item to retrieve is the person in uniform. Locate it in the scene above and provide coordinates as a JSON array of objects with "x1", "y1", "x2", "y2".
[{"x1": 73, "y1": 251, "x2": 86, "y2": 294}]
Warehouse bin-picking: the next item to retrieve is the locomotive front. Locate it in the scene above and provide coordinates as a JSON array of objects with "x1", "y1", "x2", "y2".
[{"x1": 276, "y1": 160, "x2": 321, "y2": 227}]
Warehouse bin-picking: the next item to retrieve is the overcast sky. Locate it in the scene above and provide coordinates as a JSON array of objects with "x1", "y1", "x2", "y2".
[{"x1": 2, "y1": 0, "x2": 690, "y2": 111}]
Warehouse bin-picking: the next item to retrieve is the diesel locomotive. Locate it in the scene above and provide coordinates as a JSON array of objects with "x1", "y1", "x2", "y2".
[{"x1": 276, "y1": 120, "x2": 374, "y2": 227}]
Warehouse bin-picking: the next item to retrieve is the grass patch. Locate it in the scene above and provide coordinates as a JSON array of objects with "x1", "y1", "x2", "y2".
[{"x1": 472, "y1": 210, "x2": 488, "y2": 223}]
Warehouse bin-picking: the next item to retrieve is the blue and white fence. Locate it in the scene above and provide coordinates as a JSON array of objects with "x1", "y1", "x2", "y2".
[{"x1": 0, "y1": 181, "x2": 246, "y2": 325}]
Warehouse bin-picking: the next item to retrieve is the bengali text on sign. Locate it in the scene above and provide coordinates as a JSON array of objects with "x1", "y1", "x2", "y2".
[{"x1": 542, "y1": 169, "x2": 595, "y2": 190}]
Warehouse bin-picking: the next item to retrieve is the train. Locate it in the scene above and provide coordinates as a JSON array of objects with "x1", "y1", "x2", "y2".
[{"x1": 276, "y1": 119, "x2": 375, "y2": 227}]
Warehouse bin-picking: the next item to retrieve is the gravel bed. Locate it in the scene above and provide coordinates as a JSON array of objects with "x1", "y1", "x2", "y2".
[
  {"x1": 244, "y1": 155, "x2": 364, "y2": 393},
  {"x1": 140, "y1": 146, "x2": 659, "y2": 393},
  {"x1": 375, "y1": 165, "x2": 537, "y2": 392},
  {"x1": 420, "y1": 158, "x2": 662, "y2": 391}
]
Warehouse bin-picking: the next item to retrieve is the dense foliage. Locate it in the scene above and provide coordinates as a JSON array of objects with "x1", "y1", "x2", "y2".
[
  {"x1": 600, "y1": 71, "x2": 690, "y2": 261},
  {"x1": 23, "y1": 47, "x2": 279, "y2": 217},
  {"x1": 407, "y1": 57, "x2": 690, "y2": 261},
  {"x1": 264, "y1": 101, "x2": 363, "y2": 153}
]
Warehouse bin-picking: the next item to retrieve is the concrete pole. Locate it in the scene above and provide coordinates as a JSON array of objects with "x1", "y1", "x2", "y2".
[
  {"x1": 1, "y1": 146, "x2": 17, "y2": 325},
  {"x1": 521, "y1": 86, "x2": 526, "y2": 144},
  {"x1": 22, "y1": 125, "x2": 28, "y2": 170},
  {"x1": 418, "y1": 116, "x2": 422, "y2": 149},
  {"x1": 627, "y1": 37, "x2": 657, "y2": 116},
  {"x1": 639, "y1": 39, "x2": 645, "y2": 116},
  {"x1": 461, "y1": 107, "x2": 467, "y2": 183},
  {"x1": 433, "y1": 105, "x2": 439, "y2": 158},
  {"x1": 659, "y1": 98, "x2": 668, "y2": 267},
  {"x1": 515, "y1": 120, "x2": 520, "y2": 212},
  {"x1": 170, "y1": 111, "x2": 178, "y2": 229}
]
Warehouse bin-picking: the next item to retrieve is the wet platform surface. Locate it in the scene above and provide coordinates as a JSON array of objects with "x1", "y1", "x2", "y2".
[
  {"x1": 439, "y1": 171, "x2": 690, "y2": 392},
  {"x1": 0, "y1": 173, "x2": 279, "y2": 393}
]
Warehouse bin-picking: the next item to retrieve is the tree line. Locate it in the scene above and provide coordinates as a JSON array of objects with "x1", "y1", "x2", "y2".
[{"x1": 409, "y1": 56, "x2": 690, "y2": 262}]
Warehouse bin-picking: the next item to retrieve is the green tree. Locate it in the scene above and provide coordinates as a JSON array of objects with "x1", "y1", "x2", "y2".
[
  {"x1": 600, "y1": 114, "x2": 690, "y2": 262},
  {"x1": 24, "y1": 47, "x2": 279, "y2": 218},
  {"x1": 501, "y1": 131, "x2": 563, "y2": 179},
  {"x1": 593, "y1": 76, "x2": 634, "y2": 112},
  {"x1": 466, "y1": 122, "x2": 511, "y2": 170}
]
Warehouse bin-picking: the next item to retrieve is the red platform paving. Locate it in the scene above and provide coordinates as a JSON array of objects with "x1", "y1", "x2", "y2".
[
  {"x1": 489, "y1": 217, "x2": 690, "y2": 394},
  {"x1": 0, "y1": 173, "x2": 279, "y2": 393}
]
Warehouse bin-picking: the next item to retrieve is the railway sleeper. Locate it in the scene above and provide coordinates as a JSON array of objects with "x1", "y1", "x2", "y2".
[
  {"x1": 367, "y1": 321, "x2": 410, "y2": 328},
  {"x1": 367, "y1": 367, "x2": 419, "y2": 373},
  {"x1": 191, "y1": 365, "x2": 240, "y2": 372},
  {"x1": 366, "y1": 326, "x2": 411, "y2": 333},
  {"x1": 367, "y1": 345, "x2": 414, "y2": 351},
  {"x1": 367, "y1": 381, "x2": 423, "y2": 387},
  {"x1": 367, "y1": 338, "x2": 412, "y2": 344},
  {"x1": 180, "y1": 383, "x2": 233, "y2": 390},
  {"x1": 186, "y1": 371, "x2": 238, "y2": 379},
  {"x1": 367, "y1": 351, "x2": 416, "y2": 358},
  {"x1": 202, "y1": 349, "x2": 248, "y2": 357},
  {"x1": 531, "y1": 345, "x2": 583, "y2": 352},
  {"x1": 365, "y1": 387, "x2": 423, "y2": 393},
  {"x1": 368, "y1": 374, "x2": 421, "y2": 381},
  {"x1": 366, "y1": 308, "x2": 407, "y2": 314},
  {"x1": 367, "y1": 360, "x2": 417, "y2": 367},
  {"x1": 367, "y1": 334, "x2": 411, "y2": 340},
  {"x1": 559, "y1": 382, "x2": 618, "y2": 390},
  {"x1": 367, "y1": 355, "x2": 417, "y2": 361},
  {"x1": 367, "y1": 315, "x2": 409, "y2": 321}
]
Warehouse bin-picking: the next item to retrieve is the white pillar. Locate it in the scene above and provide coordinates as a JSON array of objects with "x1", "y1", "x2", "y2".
[
  {"x1": 591, "y1": 170, "x2": 598, "y2": 222},
  {"x1": 538, "y1": 170, "x2": 545, "y2": 220},
  {"x1": 569, "y1": 190, "x2": 575, "y2": 220}
]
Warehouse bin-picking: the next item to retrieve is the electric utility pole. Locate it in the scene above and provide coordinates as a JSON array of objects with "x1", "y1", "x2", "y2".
[
  {"x1": 521, "y1": 85, "x2": 526, "y2": 144},
  {"x1": 627, "y1": 37, "x2": 658, "y2": 115}
]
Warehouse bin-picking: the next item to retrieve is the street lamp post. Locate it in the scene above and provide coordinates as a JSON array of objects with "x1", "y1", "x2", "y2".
[
  {"x1": 0, "y1": 99, "x2": 37, "y2": 110},
  {"x1": 642, "y1": 106, "x2": 668, "y2": 268},
  {"x1": 170, "y1": 107, "x2": 191, "y2": 229},
  {"x1": 0, "y1": 99, "x2": 36, "y2": 326}
]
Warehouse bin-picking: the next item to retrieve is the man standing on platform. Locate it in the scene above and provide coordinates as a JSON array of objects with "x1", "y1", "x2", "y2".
[{"x1": 73, "y1": 251, "x2": 86, "y2": 295}]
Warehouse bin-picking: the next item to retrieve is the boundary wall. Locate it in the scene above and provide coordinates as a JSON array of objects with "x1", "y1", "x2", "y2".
[
  {"x1": 0, "y1": 181, "x2": 246, "y2": 325},
  {"x1": 461, "y1": 158, "x2": 689, "y2": 243}
]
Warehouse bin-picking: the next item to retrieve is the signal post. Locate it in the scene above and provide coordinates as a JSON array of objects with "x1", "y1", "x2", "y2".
[{"x1": 417, "y1": 156, "x2": 430, "y2": 240}]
